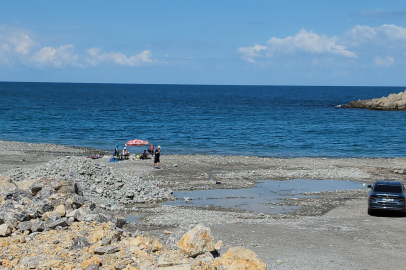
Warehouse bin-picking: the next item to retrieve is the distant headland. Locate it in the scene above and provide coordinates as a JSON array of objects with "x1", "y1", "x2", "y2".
[{"x1": 340, "y1": 90, "x2": 406, "y2": 111}]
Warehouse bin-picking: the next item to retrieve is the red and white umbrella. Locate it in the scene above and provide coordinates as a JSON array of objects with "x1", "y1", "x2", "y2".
[{"x1": 125, "y1": 139, "x2": 149, "y2": 147}]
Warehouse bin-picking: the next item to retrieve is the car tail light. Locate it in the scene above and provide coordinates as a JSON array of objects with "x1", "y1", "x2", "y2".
[
  {"x1": 370, "y1": 195, "x2": 376, "y2": 201},
  {"x1": 400, "y1": 197, "x2": 405, "y2": 202}
]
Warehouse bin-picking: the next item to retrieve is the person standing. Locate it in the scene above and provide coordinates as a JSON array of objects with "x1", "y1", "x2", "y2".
[{"x1": 153, "y1": 146, "x2": 162, "y2": 169}]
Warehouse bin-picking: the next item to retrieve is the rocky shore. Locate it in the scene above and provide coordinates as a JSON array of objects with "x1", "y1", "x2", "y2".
[
  {"x1": 341, "y1": 89, "x2": 406, "y2": 110},
  {"x1": 2, "y1": 140, "x2": 406, "y2": 269}
]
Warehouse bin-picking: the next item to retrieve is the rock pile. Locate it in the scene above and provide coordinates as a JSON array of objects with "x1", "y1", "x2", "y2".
[
  {"x1": 0, "y1": 169, "x2": 266, "y2": 269},
  {"x1": 342, "y1": 90, "x2": 406, "y2": 110},
  {"x1": 0, "y1": 221, "x2": 266, "y2": 269},
  {"x1": 0, "y1": 175, "x2": 126, "y2": 239},
  {"x1": 3, "y1": 156, "x2": 173, "y2": 211}
]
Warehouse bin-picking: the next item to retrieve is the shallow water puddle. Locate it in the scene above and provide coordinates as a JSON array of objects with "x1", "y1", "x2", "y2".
[
  {"x1": 125, "y1": 214, "x2": 145, "y2": 223},
  {"x1": 164, "y1": 179, "x2": 365, "y2": 214}
]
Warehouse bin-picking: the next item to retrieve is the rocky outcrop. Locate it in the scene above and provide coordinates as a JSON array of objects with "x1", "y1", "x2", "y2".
[{"x1": 342, "y1": 90, "x2": 406, "y2": 110}]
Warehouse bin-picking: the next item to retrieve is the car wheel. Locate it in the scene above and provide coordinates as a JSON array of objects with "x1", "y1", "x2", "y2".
[{"x1": 368, "y1": 209, "x2": 374, "y2": 216}]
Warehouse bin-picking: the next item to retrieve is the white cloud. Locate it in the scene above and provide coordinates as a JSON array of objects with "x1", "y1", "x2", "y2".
[
  {"x1": 86, "y1": 47, "x2": 153, "y2": 66},
  {"x1": 345, "y1": 24, "x2": 406, "y2": 46},
  {"x1": 239, "y1": 29, "x2": 357, "y2": 64},
  {"x1": 374, "y1": 56, "x2": 394, "y2": 68},
  {"x1": 31, "y1": 45, "x2": 80, "y2": 68},
  {"x1": 7, "y1": 33, "x2": 36, "y2": 55},
  {"x1": 267, "y1": 29, "x2": 357, "y2": 58},
  {"x1": 238, "y1": 44, "x2": 267, "y2": 63},
  {"x1": 0, "y1": 25, "x2": 156, "y2": 69},
  {"x1": 0, "y1": 28, "x2": 37, "y2": 64}
]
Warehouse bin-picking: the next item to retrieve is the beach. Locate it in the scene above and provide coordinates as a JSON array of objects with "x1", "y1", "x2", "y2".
[{"x1": 1, "y1": 140, "x2": 406, "y2": 269}]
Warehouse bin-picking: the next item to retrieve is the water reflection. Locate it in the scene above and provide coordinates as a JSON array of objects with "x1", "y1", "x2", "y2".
[{"x1": 165, "y1": 179, "x2": 365, "y2": 214}]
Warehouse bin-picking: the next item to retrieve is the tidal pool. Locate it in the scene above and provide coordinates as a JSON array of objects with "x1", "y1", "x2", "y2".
[{"x1": 164, "y1": 179, "x2": 365, "y2": 214}]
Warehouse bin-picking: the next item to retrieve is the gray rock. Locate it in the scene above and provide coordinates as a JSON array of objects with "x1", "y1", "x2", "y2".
[
  {"x1": 100, "y1": 237, "x2": 111, "y2": 246},
  {"x1": 1, "y1": 187, "x2": 32, "y2": 201},
  {"x1": 96, "y1": 188, "x2": 104, "y2": 194},
  {"x1": 93, "y1": 213, "x2": 111, "y2": 224},
  {"x1": 126, "y1": 191, "x2": 135, "y2": 199},
  {"x1": 93, "y1": 245, "x2": 120, "y2": 255},
  {"x1": 29, "y1": 232, "x2": 41, "y2": 239},
  {"x1": 0, "y1": 223, "x2": 11, "y2": 237},
  {"x1": 30, "y1": 181, "x2": 44, "y2": 195},
  {"x1": 114, "y1": 263, "x2": 126, "y2": 270},
  {"x1": 85, "y1": 265, "x2": 99, "y2": 270},
  {"x1": 71, "y1": 236, "x2": 91, "y2": 249},
  {"x1": 26, "y1": 208, "x2": 40, "y2": 219},
  {"x1": 115, "y1": 217, "x2": 126, "y2": 228},
  {"x1": 5, "y1": 218, "x2": 18, "y2": 229},
  {"x1": 48, "y1": 218, "x2": 69, "y2": 229},
  {"x1": 31, "y1": 220, "x2": 47, "y2": 232},
  {"x1": 66, "y1": 209, "x2": 80, "y2": 221},
  {"x1": 71, "y1": 195, "x2": 85, "y2": 209},
  {"x1": 14, "y1": 212, "x2": 30, "y2": 222},
  {"x1": 36, "y1": 186, "x2": 55, "y2": 199},
  {"x1": 89, "y1": 203, "x2": 96, "y2": 211},
  {"x1": 111, "y1": 231, "x2": 123, "y2": 242},
  {"x1": 50, "y1": 179, "x2": 66, "y2": 191},
  {"x1": 18, "y1": 221, "x2": 33, "y2": 232},
  {"x1": 43, "y1": 211, "x2": 61, "y2": 223},
  {"x1": 74, "y1": 182, "x2": 83, "y2": 195},
  {"x1": 40, "y1": 203, "x2": 54, "y2": 214}
]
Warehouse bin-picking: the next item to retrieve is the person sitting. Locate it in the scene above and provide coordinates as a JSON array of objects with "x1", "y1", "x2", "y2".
[
  {"x1": 121, "y1": 147, "x2": 130, "y2": 160},
  {"x1": 139, "y1": 150, "x2": 149, "y2": 159},
  {"x1": 113, "y1": 145, "x2": 120, "y2": 160}
]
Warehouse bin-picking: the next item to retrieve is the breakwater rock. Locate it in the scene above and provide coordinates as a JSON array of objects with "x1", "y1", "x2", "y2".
[{"x1": 341, "y1": 90, "x2": 406, "y2": 110}]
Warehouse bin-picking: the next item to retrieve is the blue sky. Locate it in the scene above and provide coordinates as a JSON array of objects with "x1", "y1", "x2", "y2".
[{"x1": 1, "y1": 1, "x2": 405, "y2": 86}]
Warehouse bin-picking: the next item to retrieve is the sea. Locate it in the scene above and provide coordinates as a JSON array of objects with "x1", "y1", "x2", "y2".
[{"x1": 0, "y1": 81, "x2": 405, "y2": 158}]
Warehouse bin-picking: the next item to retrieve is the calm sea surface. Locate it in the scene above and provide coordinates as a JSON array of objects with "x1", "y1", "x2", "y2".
[{"x1": 0, "y1": 82, "x2": 405, "y2": 158}]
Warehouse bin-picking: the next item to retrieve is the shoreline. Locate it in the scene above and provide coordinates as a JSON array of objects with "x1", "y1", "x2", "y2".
[{"x1": 2, "y1": 140, "x2": 406, "y2": 268}]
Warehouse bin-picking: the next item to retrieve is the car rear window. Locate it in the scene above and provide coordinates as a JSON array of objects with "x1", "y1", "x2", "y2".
[{"x1": 374, "y1": 185, "x2": 403, "y2": 193}]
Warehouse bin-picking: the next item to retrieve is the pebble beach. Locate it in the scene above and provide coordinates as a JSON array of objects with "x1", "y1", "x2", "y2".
[{"x1": 2, "y1": 140, "x2": 406, "y2": 269}]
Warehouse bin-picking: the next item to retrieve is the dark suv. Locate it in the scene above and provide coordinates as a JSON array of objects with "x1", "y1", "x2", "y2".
[{"x1": 368, "y1": 181, "x2": 406, "y2": 215}]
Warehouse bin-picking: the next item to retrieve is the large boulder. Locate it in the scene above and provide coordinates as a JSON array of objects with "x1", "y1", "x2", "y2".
[
  {"x1": 214, "y1": 246, "x2": 266, "y2": 270},
  {"x1": 178, "y1": 224, "x2": 215, "y2": 258}
]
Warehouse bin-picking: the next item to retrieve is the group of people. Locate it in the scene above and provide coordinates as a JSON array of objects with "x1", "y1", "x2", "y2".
[{"x1": 118, "y1": 144, "x2": 162, "y2": 169}]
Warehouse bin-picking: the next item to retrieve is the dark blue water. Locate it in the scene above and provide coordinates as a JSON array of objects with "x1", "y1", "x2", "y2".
[{"x1": 0, "y1": 82, "x2": 405, "y2": 157}]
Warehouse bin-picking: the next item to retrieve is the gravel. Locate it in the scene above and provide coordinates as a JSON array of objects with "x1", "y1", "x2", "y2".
[{"x1": 3, "y1": 140, "x2": 406, "y2": 269}]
